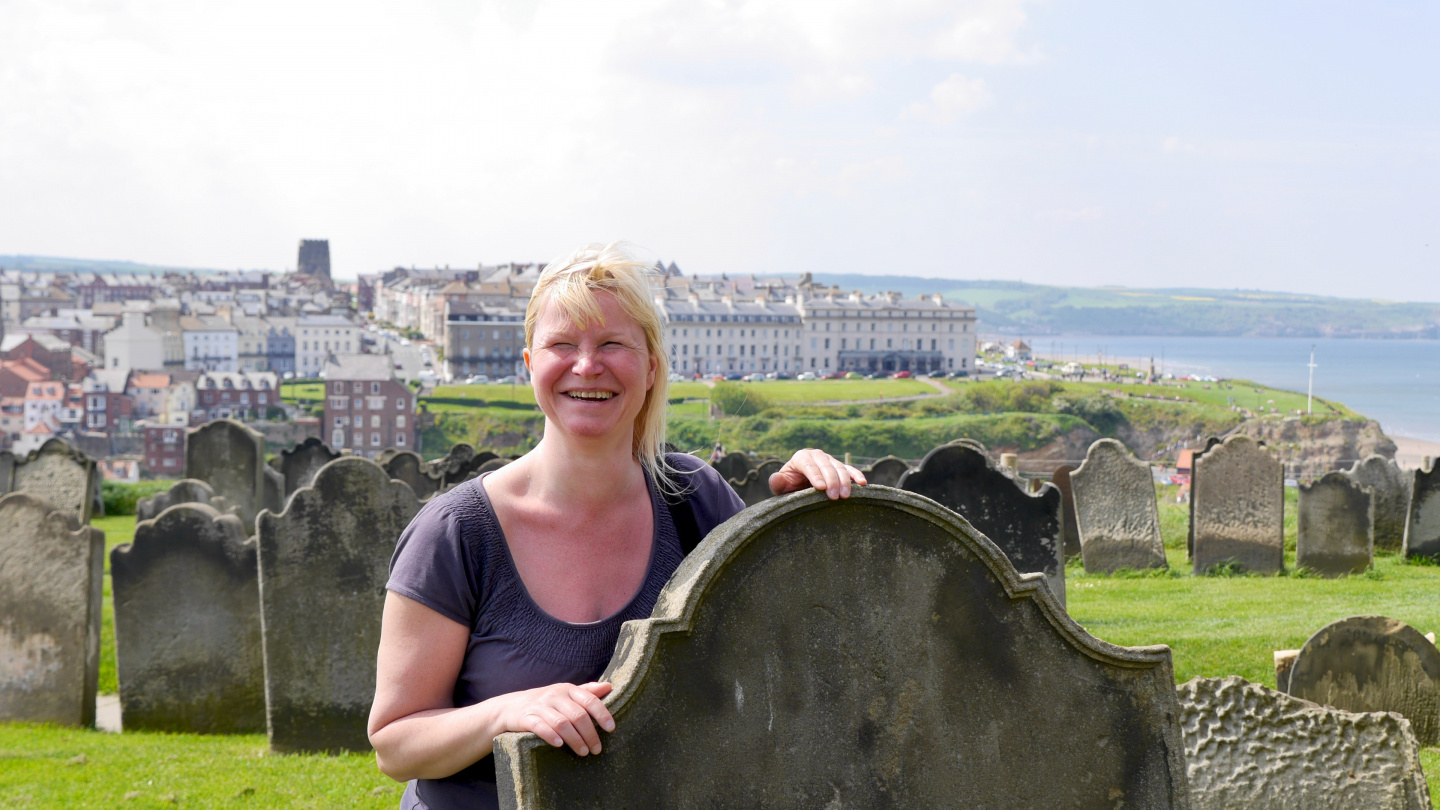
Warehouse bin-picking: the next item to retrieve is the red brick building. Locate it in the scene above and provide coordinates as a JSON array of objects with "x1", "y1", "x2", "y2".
[
  {"x1": 141, "y1": 422, "x2": 186, "y2": 475},
  {"x1": 322, "y1": 353, "x2": 415, "y2": 458},
  {"x1": 194, "y1": 371, "x2": 280, "y2": 422}
]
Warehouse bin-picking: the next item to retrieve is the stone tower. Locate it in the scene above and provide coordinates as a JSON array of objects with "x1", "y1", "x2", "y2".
[{"x1": 296, "y1": 240, "x2": 332, "y2": 287}]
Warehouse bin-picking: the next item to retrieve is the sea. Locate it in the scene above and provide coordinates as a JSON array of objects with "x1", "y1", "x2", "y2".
[{"x1": 1012, "y1": 336, "x2": 1440, "y2": 443}]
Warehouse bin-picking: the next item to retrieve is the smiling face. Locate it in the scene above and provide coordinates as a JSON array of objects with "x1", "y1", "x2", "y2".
[{"x1": 526, "y1": 290, "x2": 657, "y2": 449}]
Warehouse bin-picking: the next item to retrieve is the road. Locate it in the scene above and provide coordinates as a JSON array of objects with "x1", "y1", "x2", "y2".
[{"x1": 369, "y1": 332, "x2": 436, "y2": 383}]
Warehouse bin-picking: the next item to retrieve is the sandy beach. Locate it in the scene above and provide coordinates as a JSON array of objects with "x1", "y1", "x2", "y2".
[{"x1": 1392, "y1": 436, "x2": 1440, "y2": 470}]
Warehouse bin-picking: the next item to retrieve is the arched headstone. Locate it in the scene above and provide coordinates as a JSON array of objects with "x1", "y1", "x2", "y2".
[
  {"x1": 111, "y1": 503, "x2": 264, "y2": 733},
  {"x1": 712, "y1": 451, "x2": 751, "y2": 483},
  {"x1": 1288, "y1": 615, "x2": 1440, "y2": 746},
  {"x1": 429, "y1": 443, "x2": 478, "y2": 487},
  {"x1": 898, "y1": 443, "x2": 1066, "y2": 605},
  {"x1": 726, "y1": 459, "x2": 783, "y2": 507},
  {"x1": 1070, "y1": 439, "x2": 1166, "y2": 573},
  {"x1": 1346, "y1": 455, "x2": 1409, "y2": 552},
  {"x1": 0, "y1": 493, "x2": 104, "y2": 726},
  {"x1": 860, "y1": 455, "x2": 909, "y2": 488},
  {"x1": 1191, "y1": 435, "x2": 1284, "y2": 574},
  {"x1": 1050, "y1": 463, "x2": 1082, "y2": 559},
  {"x1": 1186, "y1": 436, "x2": 1225, "y2": 558},
  {"x1": 1403, "y1": 466, "x2": 1440, "y2": 561},
  {"x1": 186, "y1": 419, "x2": 266, "y2": 529},
  {"x1": 276, "y1": 436, "x2": 341, "y2": 496},
  {"x1": 383, "y1": 450, "x2": 442, "y2": 501},
  {"x1": 135, "y1": 479, "x2": 238, "y2": 522},
  {"x1": 494, "y1": 488, "x2": 1189, "y2": 808},
  {"x1": 10, "y1": 438, "x2": 98, "y2": 524},
  {"x1": 257, "y1": 457, "x2": 421, "y2": 753},
  {"x1": 1297, "y1": 472, "x2": 1373, "y2": 576}
]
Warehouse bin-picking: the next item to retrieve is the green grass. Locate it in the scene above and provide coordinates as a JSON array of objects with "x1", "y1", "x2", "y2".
[
  {"x1": 429, "y1": 384, "x2": 536, "y2": 405},
  {"x1": 279, "y1": 383, "x2": 324, "y2": 403},
  {"x1": 709, "y1": 379, "x2": 940, "y2": 402},
  {"x1": 91, "y1": 515, "x2": 136, "y2": 697},
  {"x1": 1053, "y1": 378, "x2": 1355, "y2": 418}
]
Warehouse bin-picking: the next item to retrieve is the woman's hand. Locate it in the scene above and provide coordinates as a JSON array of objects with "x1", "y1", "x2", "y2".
[
  {"x1": 492, "y1": 681, "x2": 616, "y2": 756},
  {"x1": 769, "y1": 448, "x2": 867, "y2": 500}
]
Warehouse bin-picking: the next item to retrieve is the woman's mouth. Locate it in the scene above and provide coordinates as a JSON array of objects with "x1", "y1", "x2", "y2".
[{"x1": 567, "y1": 391, "x2": 615, "y2": 401}]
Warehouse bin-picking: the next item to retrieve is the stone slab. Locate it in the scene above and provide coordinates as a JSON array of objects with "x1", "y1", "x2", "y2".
[
  {"x1": 383, "y1": 450, "x2": 441, "y2": 501},
  {"x1": 860, "y1": 455, "x2": 909, "y2": 487},
  {"x1": 1403, "y1": 465, "x2": 1440, "y2": 561},
  {"x1": 1185, "y1": 436, "x2": 1224, "y2": 558},
  {"x1": 257, "y1": 457, "x2": 421, "y2": 753},
  {"x1": 1178, "y1": 675, "x2": 1430, "y2": 810},
  {"x1": 1050, "y1": 464, "x2": 1082, "y2": 559},
  {"x1": 712, "y1": 451, "x2": 751, "y2": 482},
  {"x1": 186, "y1": 419, "x2": 266, "y2": 529},
  {"x1": 10, "y1": 438, "x2": 98, "y2": 524},
  {"x1": 1297, "y1": 472, "x2": 1374, "y2": 576},
  {"x1": 1288, "y1": 615, "x2": 1440, "y2": 746},
  {"x1": 898, "y1": 443, "x2": 1066, "y2": 606},
  {"x1": 727, "y1": 459, "x2": 782, "y2": 507},
  {"x1": 0, "y1": 493, "x2": 104, "y2": 726},
  {"x1": 111, "y1": 503, "x2": 264, "y2": 733},
  {"x1": 494, "y1": 488, "x2": 1189, "y2": 808},
  {"x1": 1191, "y1": 435, "x2": 1284, "y2": 574},
  {"x1": 137, "y1": 479, "x2": 225, "y2": 522},
  {"x1": 428, "y1": 443, "x2": 477, "y2": 488},
  {"x1": 1070, "y1": 439, "x2": 1166, "y2": 573},
  {"x1": 1347, "y1": 455, "x2": 1410, "y2": 552},
  {"x1": 275, "y1": 437, "x2": 340, "y2": 496},
  {"x1": 0, "y1": 450, "x2": 13, "y2": 493}
]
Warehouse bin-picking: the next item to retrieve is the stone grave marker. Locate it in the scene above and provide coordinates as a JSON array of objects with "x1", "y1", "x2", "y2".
[
  {"x1": 898, "y1": 442, "x2": 1066, "y2": 606},
  {"x1": 1191, "y1": 435, "x2": 1284, "y2": 574},
  {"x1": 0, "y1": 493, "x2": 104, "y2": 726},
  {"x1": 10, "y1": 438, "x2": 98, "y2": 524},
  {"x1": 136, "y1": 479, "x2": 238, "y2": 522},
  {"x1": 0, "y1": 450, "x2": 13, "y2": 492},
  {"x1": 1070, "y1": 439, "x2": 1167, "y2": 573},
  {"x1": 257, "y1": 457, "x2": 421, "y2": 753},
  {"x1": 275, "y1": 436, "x2": 340, "y2": 496},
  {"x1": 111, "y1": 503, "x2": 264, "y2": 734},
  {"x1": 712, "y1": 451, "x2": 751, "y2": 482},
  {"x1": 1403, "y1": 465, "x2": 1440, "y2": 561},
  {"x1": 860, "y1": 455, "x2": 909, "y2": 487},
  {"x1": 494, "y1": 488, "x2": 1189, "y2": 808},
  {"x1": 1347, "y1": 455, "x2": 1410, "y2": 552},
  {"x1": 383, "y1": 450, "x2": 441, "y2": 500},
  {"x1": 1178, "y1": 676, "x2": 1430, "y2": 810},
  {"x1": 186, "y1": 419, "x2": 266, "y2": 529},
  {"x1": 1049, "y1": 464, "x2": 1082, "y2": 559},
  {"x1": 1288, "y1": 615, "x2": 1440, "y2": 745},
  {"x1": 726, "y1": 459, "x2": 783, "y2": 507},
  {"x1": 1297, "y1": 472, "x2": 1374, "y2": 576},
  {"x1": 429, "y1": 443, "x2": 478, "y2": 487},
  {"x1": 263, "y1": 466, "x2": 285, "y2": 516},
  {"x1": 1185, "y1": 436, "x2": 1224, "y2": 558}
]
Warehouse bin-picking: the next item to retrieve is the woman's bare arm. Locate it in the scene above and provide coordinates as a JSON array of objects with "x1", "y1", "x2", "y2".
[{"x1": 368, "y1": 591, "x2": 616, "y2": 782}]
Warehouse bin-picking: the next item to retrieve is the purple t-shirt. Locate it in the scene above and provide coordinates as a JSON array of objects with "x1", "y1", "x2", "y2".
[{"x1": 386, "y1": 454, "x2": 744, "y2": 810}]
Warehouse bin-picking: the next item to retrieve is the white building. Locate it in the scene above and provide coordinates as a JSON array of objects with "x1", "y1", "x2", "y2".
[
  {"x1": 796, "y1": 292, "x2": 977, "y2": 376},
  {"x1": 180, "y1": 315, "x2": 239, "y2": 371},
  {"x1": 660, "y1": 295, "x2": 805, "y2": 376},
  {"x1": 102, "y1": 312, "x2": 166, "y2": 373},
  {"x1": 296, "y1": 314, "x2": 359, "y2": 377}
]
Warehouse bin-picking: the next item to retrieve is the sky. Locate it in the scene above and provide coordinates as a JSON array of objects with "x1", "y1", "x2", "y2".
[{"x1": 1, "y1": 0, "x2": 1436, "y2": 299}]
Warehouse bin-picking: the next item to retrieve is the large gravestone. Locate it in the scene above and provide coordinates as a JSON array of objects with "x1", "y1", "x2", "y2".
[
  {"x1": 1347, "y1": 455, "x2": 1410, "y2": 552},
  {"x1": 1191, "y1": 435, "x2": 1284, "y2": 574},
  {"x1": 111, "y1": 504, "x2": 264, "y2": 734},
  {"x1": 493, "y1": 488, "x2": 1189, "y2": 808},
  {"x1": 1403, "y1": 466, "x2": 1440, "y2": 561},
  {"x1": 1288, "y1": 615, "x2": 1440, "y2": 746},
  {"x1": 186, "y1": 419, "x2": 266, "y2": 529},
  {"x1": 727, "y1": 459, "x2": 783, "y2": 507},
  {"x1": 1050, "y1": 464, "x2": 1082, "y2": 559},
  {"x1": 257, "y1": 457, "x2": 421, "y2": 753},
  {"x1": 712, "y1": 451, "x2": 751, "y2": 483},
  {"x1": 430, "y1": 443, "x2": 492, "y2": 488},
  {"x1": 1185, "y1": 436, "x2": 1224, "y2": 558},
  {"x1": 1070, "y1": 439, "x2": 1166, "y2": 573},
  {"x1": 10, "y1": 438, "x2": 98, "y2": 524},
  {"x1": 0, "y1": 450, "x2": 14, "y2": 492},
  {"x1": 1297, "y1": 472, "x2": 1374, "y2": 576},
  {"x1": 136, "y1": 479, "x2": 235, "y2": 522},
  {"x1": 383, "y1": 450, "x2": 441, "y2": 501},
  {"x1": 860, "y1": 455, "x2": 909, "y2": 487},
  {"x1": 898, "y1": 443, "x2": 1066, "y2": 606},
  {"x1": 1178, "y1": 676, "x2": 1430, "y2": 810},
  {"x1": 275, "y1": 437, "x2": 340, "y2": 496},
  {"x1": 0, "y1": 493, "x2": 104, "y2": 726}
]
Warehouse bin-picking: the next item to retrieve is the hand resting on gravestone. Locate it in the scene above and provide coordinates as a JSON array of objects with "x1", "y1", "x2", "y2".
[{"x1": 770, "y1": 447, "x2": 868, "y2": 500}]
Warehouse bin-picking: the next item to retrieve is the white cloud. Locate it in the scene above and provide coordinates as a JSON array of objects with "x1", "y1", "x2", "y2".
[{"x1": 904, "y1": 74, "x2": 990, "y2": 122}]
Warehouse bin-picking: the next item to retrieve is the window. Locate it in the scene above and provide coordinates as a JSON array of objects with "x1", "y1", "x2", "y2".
[
  {"x1": 396, "y1": 432, "x2": 406, "y2": 446},
  {"x1": 333, "y1": 430, "x2": 345, "y2": 448},
  {"x1": 371, "y1": 432, "x2": 381, "y2": 447},
  {"x1": 333, "y1": 382, "x2": 343, "y2": 394},
  {"x1": 396, "y1": 415, "x2": 406, "y2": 429},
  {"x1": 334, "y1": 416, "x2": 345, "y2": 427},
  {"x1": 354, "y1": 415, "x2": 363, "y2": 427},
  {"x1": 371, "y1": 414, "x2": 380, "y2": 428},
  {"x1": 396, "y1": 398, "x2": 405, "y2": 410},
  {"x1": 353, "y1": 382, "x2": 363, "y2": 393},
  {"x1": 370, "y1": 382, "x2": 380, "y2": 394}
]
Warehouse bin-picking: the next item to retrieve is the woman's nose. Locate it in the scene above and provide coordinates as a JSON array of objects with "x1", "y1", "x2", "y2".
[{"x1": 572, "y1": 348, "x2": 604, "y2": 376}]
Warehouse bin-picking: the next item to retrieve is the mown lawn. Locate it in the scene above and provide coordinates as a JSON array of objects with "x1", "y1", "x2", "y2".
[
  {"x1": 1056, "y1": 378, "x2": 1352, "y2": 418},
  {"x1": 429, "y1": 384, "x2": 535, "y2": 405},
  {"x1": 279, "y1": 382, "x2": 325, "y2": 403}
]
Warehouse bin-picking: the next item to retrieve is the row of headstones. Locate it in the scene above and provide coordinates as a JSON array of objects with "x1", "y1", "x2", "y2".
[{"x1": 3, "y1": 470, "x2": 1430, "y2": 808}]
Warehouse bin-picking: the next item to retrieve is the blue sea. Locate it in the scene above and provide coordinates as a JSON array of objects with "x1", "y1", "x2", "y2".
[{"x1": 1014, "y1": 336, "x2": 1440, "y2": 443}]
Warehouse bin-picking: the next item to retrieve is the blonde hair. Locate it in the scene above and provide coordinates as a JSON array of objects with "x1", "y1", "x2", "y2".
[{"x1": 526, "y1": 242, "x2": 677, "y2": 485}]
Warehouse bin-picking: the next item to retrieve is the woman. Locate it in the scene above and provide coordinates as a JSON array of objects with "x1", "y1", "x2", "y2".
[{"x1": 368, "y1": 243, "x2": 865, "y2": 809}]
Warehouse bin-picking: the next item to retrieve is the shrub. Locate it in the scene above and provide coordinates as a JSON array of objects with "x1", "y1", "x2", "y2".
[
  {"x1": 711, "y1": 382, "x2": 772, "y2": 416},
  {"x1": 102, "y1": 479, "x2": 179, "y2": 516}
]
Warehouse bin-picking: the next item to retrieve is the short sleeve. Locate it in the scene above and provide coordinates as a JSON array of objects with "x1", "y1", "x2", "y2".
[
  {"x1": 387, "y1": 490, "x2": 483, "y2": 630},
  {"x1": 665, "y1": 453, "x2": 745, "y2": 538}
]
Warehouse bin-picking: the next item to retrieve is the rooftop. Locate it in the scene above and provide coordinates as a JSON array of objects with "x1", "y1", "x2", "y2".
[{"x1": 323, "y1": 353, "x2": 398, "y2": 382}]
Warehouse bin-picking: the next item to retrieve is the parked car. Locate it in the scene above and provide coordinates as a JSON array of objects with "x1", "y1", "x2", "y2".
[
  {"x1": 668, "y1": 373, "x2": 686, "y2": 382},
  {"x1": 711, "y1": 374, "x2": 726, "y2": 381},
  {"x1": 464, "y1": 375, "x2": 489, "y2": 384},
  {"x1": 797, "y1": 372, "x2": 817, "y2": 381},
  {"x1": 892, "y1": 370, "x2": 912, "y2": 379},
  {"x1": 725, "y1": 373, "x2": 744, "y2": 381},
  {"x1": 773, "y1": 373, "x2": 793, "y2": 380},
  {"x1": 494, "y1": 375, "x2": 521, "y2": 385},
  {"x1": 844, "y1": 371, "x2": 863, "y2": 379},
  {"x1": 743, "y1": 373, "x2": 765, "y2": 382}
]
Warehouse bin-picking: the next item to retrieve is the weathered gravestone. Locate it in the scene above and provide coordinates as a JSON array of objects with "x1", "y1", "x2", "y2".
[
  {"x1": 186, "y1": 419, "x2": 266, "y2": 529},
  {"x1": 712, "y1": 451, "x2": 751, "y2": 483},
  {"x1": 0, "y1": 450, "x2": 14, "y2": 492},
  {"x1": 1070, "y1": 439, "x2": 1166, "y2": 573},
  {"x1": 1050, "y1": 463, "x2": 1082, "y2": 559},
  {"x1": 1297, "y1": 472, "x2": 1374, "y2": 576},
  {"x1": 860, "y1": 455, "x2": 909, "y2": 487},
  {"x1": 1185, "y1": 436, "x2": 1224, "y2": 558},
  {"x1": 1347, "y1": 455, "x2": 1410, "y2": 552},
  {"x1": 430, "y1": 443, "x2": 490, "y2": 488},
  {"x1": 275, "y1": 436, "x2": 340, "y2": 496},
  {"x1": 257, "y1": 457, "x2": 421, "y2": 753},
  {"x1": 111, "y1": 503, "x2": 264, "y2": 734},
  {"x1": 727, "y1": 459, "x2": 783, "y2": 507},
  {"x1": 493, "y1": 488, "x2": 1190, "y2": 808},
  {"x1": 10, "y1": 438, "x2": 99, "y2": 524},
  {"x1": 898, "y1": 443, "x2": 1066, "y2": 606},
  {"x1": 1191, "y1": 435, "x2": 1284, "y2": 574},
  {"x1": 0, "y1": 493, "x2": 104, "y2": 726},
  {"x1": 1178, "y1": 675, "x2": 1430, "y2": 810},
  {"x1": 263, "y1": 466, "x2": 285, "y2": 516},
  {"x1": 1288, "y1": 615, "x2": 1440, "y2": 746},
  {"x1": 136, "y1": 479, "x2": 235, "y2": 522},
  {"x1": 383, "y1": 450, "x2": 441, "y2": 500},
  {"x1": 1403, "y1": 465, "x2": 1440, "y2": 561}
]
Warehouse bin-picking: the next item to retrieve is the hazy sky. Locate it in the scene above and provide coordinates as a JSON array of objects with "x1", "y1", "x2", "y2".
[{"x1": 2, "y1": 1, "x2": 1436, "y2": 299}]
